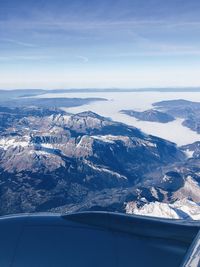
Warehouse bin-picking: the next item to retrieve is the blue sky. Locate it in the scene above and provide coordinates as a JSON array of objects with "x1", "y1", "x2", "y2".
[{"x1": 1, "y1": 0, "x2": 200, "y2": 89}]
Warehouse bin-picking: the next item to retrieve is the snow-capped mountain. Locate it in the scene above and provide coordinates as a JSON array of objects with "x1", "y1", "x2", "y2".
[{"x1": 125, "y1": 199, "x2": 200, "y2": 220}]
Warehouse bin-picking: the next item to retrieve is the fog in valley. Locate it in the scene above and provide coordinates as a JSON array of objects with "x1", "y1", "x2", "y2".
[{"x1": 36, "y1": 91, "x2": 200, "y2": 146}]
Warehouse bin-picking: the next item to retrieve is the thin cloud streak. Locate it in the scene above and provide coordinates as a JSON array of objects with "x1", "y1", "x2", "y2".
[
  {"x1": 76, "y1": 56, "x2": 89, "y2": 63},
  {"x1": 0, "y1": 38, "x2": 36, "y2": 47},
  {"x1": 0, "y1": 55, "x2": 52, "y2": 61},
  {"x1": 2, "y1": 17, "x2": 200, "y2": 32},
  {"x1": 110, "y1": 50, "x2": 200, "y2": 58}
]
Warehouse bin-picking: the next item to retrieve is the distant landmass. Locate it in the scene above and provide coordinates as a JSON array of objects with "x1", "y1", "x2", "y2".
[
  {"x1": 153, "y1": 99, "x2": 200, "y2": 134},
  {"x1": 120, "y1": 109, "x2": 175, "y2": 123},
  {"x1": 121, "y1": 99, "x2": 200, "y2": 134},
  {"x1": 0, "y1": 89, "x2": 107, "y2": 109},
  {"x1": 1, "y1": 87, "x2": 200, "y2": 101},
  {"x1": 1, "y1": 97, "x2": 107, "y2": 109}
]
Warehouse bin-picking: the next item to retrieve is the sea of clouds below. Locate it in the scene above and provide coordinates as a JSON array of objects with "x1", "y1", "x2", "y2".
[{"x1": 36, "y1": 91, "x2": 200, "y2": 146}]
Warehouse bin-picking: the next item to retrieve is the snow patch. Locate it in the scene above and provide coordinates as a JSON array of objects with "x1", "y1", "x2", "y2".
[
  {"x1": 185, "y1": 149, "x2": 194, "y2": 158},
  {"x1": 0, "y1": 137, "x2": 29, "y2": 150},
  {"x1": 84, "y1": 160, "x2": 127, "y2": 180},
  {"x1": 125, "y1": 199, "x2": 200, "y2": 220}
]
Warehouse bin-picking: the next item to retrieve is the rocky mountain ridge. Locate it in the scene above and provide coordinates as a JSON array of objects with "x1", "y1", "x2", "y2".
[{"x1": 120, "y1": 109, "x2": 175, "y2": 123}]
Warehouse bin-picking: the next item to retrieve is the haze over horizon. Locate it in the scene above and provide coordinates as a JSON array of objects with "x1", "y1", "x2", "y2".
[{"x1": 1, "y1": 0, "x2": 200, "y2": 89}]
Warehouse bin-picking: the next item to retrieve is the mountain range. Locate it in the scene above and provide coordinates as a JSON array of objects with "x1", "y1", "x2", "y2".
[{"x1": 0, "y1": 105, "x2": 199, "y2": 218}]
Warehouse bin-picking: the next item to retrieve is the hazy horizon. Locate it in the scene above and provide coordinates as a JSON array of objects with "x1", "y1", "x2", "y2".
[{"x1": 2, "y1": 87, "x2": 200, "y2": 91}]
